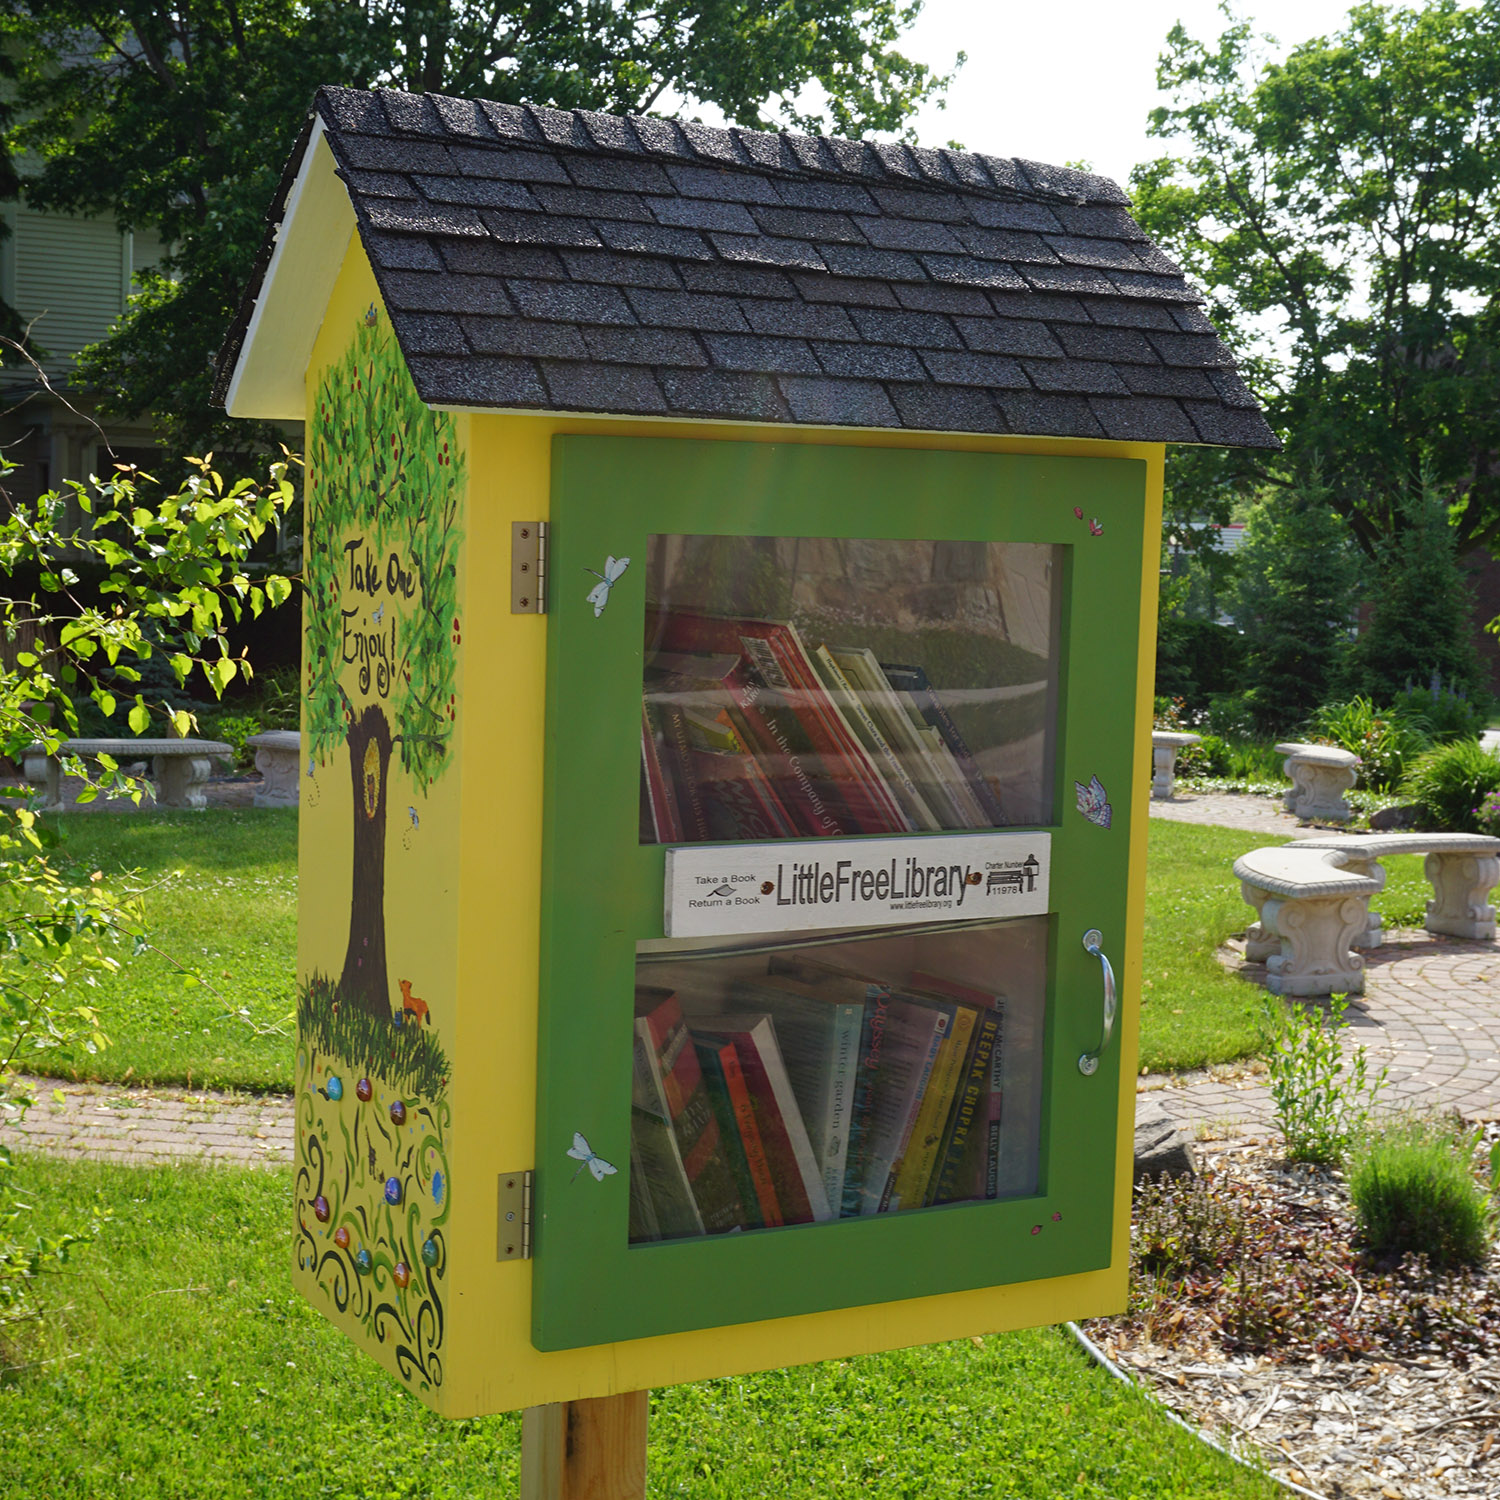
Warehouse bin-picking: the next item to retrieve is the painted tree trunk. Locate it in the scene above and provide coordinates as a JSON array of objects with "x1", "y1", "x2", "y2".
[{"x1": 340, "y1": 703, "x2": 393, "y2": 1019}]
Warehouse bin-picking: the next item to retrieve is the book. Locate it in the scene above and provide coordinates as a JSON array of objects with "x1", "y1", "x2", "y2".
[
  {"x1": 911, "y1": 972, "x2": 1008, "y2": 1205},
  {"x1": 629, "y1": 1031, "x2": 704, "y2": 1242},
  {"x1": 810, "y1": 644, "x2": 942, "y2": 832},
  {"x1": 826, "y1": 646, "x2": 979, "y2": 831},
  {"x1": 926, "y1": 1009, "x2": 1001, "y2": 1206},
  {"x1": 647, "y1": 644, "x2": 848, "y2": 838},
  {"x1": 850, "y1": 994, "x2": 951, "y2": 1216},
  {"x1": 880, "y1": 662, "x2": 1006, "y2": 826},
  {"x1": 704, "y1": 1033, "x2": 783, "y2": 1227},
  {"x1": 694, "y1": 1040, "x2": 765, "y2": 1230},
  {"x1": 690, "y1": 1013, "x2": 834, "y2": 1224},
  {"x1": 886, "y1": 995, "x2": 979, "y2": 1211},
  {"x1": 635, "y1": 988, "x2": 745, "y2": 1234},
  {"x1": 649, "y1": 611, "x2": 909, "y2": 835},
  {"x1": 724, "y1": 973, "x2": 870, "y2": 1212}
]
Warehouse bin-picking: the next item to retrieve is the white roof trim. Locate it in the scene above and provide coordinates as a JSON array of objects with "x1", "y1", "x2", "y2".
[{"x1": 223, "y1": 118, "x2": 355, "y2": 420}]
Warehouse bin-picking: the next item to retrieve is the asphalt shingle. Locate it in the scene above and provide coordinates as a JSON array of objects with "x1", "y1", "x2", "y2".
[{"x1": 213, "y1": 86, "x2": 1278, "y2": 451}]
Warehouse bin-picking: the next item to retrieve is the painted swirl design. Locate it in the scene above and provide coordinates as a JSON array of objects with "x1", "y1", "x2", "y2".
[{"x1": 294, "y1": 1044, "x2": 451, "y2": 1393}]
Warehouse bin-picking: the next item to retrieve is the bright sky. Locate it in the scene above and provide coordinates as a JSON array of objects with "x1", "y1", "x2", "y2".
[{"x1": 897, "y1": 0, "x2": 1359, "y2": 192}]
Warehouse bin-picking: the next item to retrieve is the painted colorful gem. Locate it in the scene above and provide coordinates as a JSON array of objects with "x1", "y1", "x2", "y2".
[
  {"x1": 584, "y1": 555, "x2": 629, "y2": 617},
  {"x1": 384, "y1": 1176, "x2": 403, "y2": 1205},
  {"x1": 312, "y1": 1195, "x2": 330, "y2": 1223},
  {"x1": 421, "y1": 1237, "x2": 440, "y2": 1268},
  {"x1": 390, "y1": 1099, "x2": 407, "y2": 1127},
  {"x1": 1075, "y1": 775, "x2": 1112, "y2": 830},
  {"x1": 334, "y1": 1225, "x2": 350, "y2": 1250},
  {"x1": 356, "y1": 1077, "x2": 373, "y2": 1102},
  {"x1": 393, "y1": 1261, "x2": 411, "y2": 1289},
  {"x1": 355, "y1": 1248, "x2": 373, "y2": 1274},
  {"x1": 323, "y1": 1074, "x2": 343, "y2": 1101},
  {"x1": 431, "y1": 1170, "x2": 444, "y2": 1206},
  {"x1": 567, "y1": 1131, "x2": 618, "y2": 1182}
]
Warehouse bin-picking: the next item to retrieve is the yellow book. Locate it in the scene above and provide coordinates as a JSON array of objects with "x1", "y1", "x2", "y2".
[{"x1": 889, "y1": 1001, "x2": 979, "y2": 1210}]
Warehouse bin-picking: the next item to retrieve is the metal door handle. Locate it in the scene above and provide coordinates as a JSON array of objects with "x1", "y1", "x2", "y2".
[{"x1": 1078, "y1": 928, "x2": 1116, "y2": 1076}]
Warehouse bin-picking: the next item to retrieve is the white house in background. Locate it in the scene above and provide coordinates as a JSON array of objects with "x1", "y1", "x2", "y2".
[{"x1": 0, "y1": 198, "x2": 165, "y2": 504}]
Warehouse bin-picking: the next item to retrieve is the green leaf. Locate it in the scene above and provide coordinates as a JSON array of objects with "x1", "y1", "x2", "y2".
[{"x1": 128, "y1": 701, "x2": 150, "y2": 735}]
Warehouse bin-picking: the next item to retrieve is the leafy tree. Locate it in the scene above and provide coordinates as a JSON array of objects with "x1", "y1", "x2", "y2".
[
  {"x1": 0, "y1": 412, "x2": 293, "y2": 1348},
  {"x1": 1229, "y1": 478, "x2": 1365, "y2": 731},
  {"x1": 1132, "y1": 1, "x2": 1500, "y2": 558},
  {"x1": 305, "y1": 313, "x2": 462, "y2": 1020},
  {"x1": 1345, "y1": 479, "x2": 1487, "y2": 703},
  {"x1": 4, "y1": 0, "x2": 953, "y2": 459}
]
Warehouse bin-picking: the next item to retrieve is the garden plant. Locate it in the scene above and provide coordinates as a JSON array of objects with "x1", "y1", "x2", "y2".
[{"x1": 0, "y1": 437, "x2": 293, "y2": 1346}]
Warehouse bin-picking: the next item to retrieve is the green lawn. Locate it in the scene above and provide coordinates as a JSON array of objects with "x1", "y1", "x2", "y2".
[
  {"x1": 0, "y1": 1155, "x2": 1279, "y2": 1499},
  {"x1": 41, "y1": 808, "x2": 1438, "y2": 1089},
  {"x1": 1135, "y1": 820, "x2": 1431, "y2": 1073},
  {"x1": 42, "y1": 810, "x2": 297, "y2": 1092}
]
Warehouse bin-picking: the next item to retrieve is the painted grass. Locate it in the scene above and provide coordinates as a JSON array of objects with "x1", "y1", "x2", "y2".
[
  {"x1": 42, "y1": 807, "x2": 1440, "y2": 1088},
  {"x1": 1, "y1": 1155, "x2": 1278, "y2": 1499},
  {"x1": 39, "y1": 809, "x2": 298, "y2": 1092},
  {"x1": 1139, "y1": 820, "x2": 1432, "y2": 1072}
]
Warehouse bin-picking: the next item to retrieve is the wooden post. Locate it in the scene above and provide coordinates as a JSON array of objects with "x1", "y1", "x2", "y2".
[{"x1": 521, "y1": 1390, "x2": 648, "y2": 1500}]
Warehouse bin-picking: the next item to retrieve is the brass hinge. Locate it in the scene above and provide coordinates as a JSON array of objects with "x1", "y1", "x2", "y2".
[
  {"x1": 511, "y1": 521, "x2": 547, "y2": 614},
  {"x1": 497, "y1": 1169, "x2": 534, "y2": 1261}
]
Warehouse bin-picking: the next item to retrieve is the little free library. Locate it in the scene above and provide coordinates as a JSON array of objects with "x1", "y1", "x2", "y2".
[{"x1": 216, "y1": 85, "x2": 1275, "y2": 1423}]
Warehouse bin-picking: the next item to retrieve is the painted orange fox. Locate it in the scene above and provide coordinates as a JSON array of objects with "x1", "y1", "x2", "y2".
[{"x1": 398, "y1": 979, "x2": 430, "y2": 1027}]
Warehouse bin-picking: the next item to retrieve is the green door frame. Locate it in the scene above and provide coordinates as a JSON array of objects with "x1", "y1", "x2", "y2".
[{"x1": 533, "y1": 435, "x2": 1145, "y2": 1352}]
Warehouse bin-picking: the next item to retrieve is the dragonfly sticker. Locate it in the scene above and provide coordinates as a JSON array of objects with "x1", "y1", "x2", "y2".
[
  {"x1": 567, "y1": 1132, "x2": 618, "y2": 1182},
  {"x1": 584, "y1": 556, "x2": 629, "y2": 617}
]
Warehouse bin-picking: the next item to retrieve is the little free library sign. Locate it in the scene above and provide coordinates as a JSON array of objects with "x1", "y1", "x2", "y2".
[{"x1": 664, "y1": 832, "x2": 1051, "y2": 938}]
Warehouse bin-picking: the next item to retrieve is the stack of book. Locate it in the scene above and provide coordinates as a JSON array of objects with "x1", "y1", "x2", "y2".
[
  {"x1": 629, "y1": 960, "x2": 1008, "y2": 1244},
  {"x1": 640, "y1": 610, "x2": 1006, "y2": 845}
]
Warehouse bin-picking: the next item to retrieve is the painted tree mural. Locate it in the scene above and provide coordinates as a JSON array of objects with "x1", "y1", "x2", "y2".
[{"x1": 306, "y1": 310, "x2": 465, "y2": 1022}]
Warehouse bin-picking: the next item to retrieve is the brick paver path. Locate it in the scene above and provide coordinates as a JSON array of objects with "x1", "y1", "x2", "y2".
[
  {"x1": 1, "y1": 1078, "x2": 293, "y2": 1167},
  {"x1": 4, "y1": 790, "x2": 1496, "y2": 1165}
]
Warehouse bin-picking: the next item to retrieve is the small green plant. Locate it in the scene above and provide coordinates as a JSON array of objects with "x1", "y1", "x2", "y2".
[
  {"x1": 200, "y1": 711, "x2": 262, "y2": 768},
  {"x1": 1306, "y1": 695, "x2": 1431, "y2": 790},
  {"x1": 1349, "y1": 1115, "x2": 1494, "y2": 1267},
  {"x1": 1401, "y1": 737, "x2": 1500, "y2": 831},
  {"x1": 1261, "y1": 993, "x2": 1387, "y2": 1164}
]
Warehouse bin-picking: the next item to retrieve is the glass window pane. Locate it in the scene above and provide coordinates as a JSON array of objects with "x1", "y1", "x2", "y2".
[
  {"x1": 629, "y1": 918, "x2": 1046, "y2": 1245},
  {"x1": 640, "y1": 535, "x2": 1061, "y2": 843}
]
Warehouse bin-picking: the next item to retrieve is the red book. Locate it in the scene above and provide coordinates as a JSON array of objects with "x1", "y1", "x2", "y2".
[
  {"x1": 702, "y1": 1035, "x2": 783, "y2": 1227},
  {"x1": 648, "y1": 612, "x2": 908, "y2": 835},
  {"x1": 635, "y1": 990, "x2": 745, "y2": 1234}
]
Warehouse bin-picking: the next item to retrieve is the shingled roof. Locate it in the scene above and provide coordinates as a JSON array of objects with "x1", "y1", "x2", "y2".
[{"x1": 215, "y1": 86, "x2": 1278, "y2": 450}]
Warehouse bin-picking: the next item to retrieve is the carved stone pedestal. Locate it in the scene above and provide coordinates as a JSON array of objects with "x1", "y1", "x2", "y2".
[
  {"x1": 1151, "y1": 731, "x2": 1200, "y2": 801},
  {"x1": 1274, "y1": 742, "x2": 1360, "y2": 823},
  {"x1": 248, "y1": 729, "x2": 303, "y2": 809}
]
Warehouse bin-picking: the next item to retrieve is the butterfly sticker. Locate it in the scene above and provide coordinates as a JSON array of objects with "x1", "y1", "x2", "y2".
[
  {"x1": 1088, "y1": 518, "x2": 1104, "y2": 536},
  {"x1": 402, "y1": 805, "x2": 420, "y2": 850},
  {"x1": 372, "y1": 603, "x2": 384, "y2": 624},
  {"x1": 1072, "y1": 506, "x2": 1084, "y2": 520},
  {"x1": 584, "y1": 556, "x2": 629, "y2": 617},
  {"x1": 567, "y1": 1132, "x2": 618, "y2": 1182},
  {"x1": 1075, "y1": 775, "x2": 1112, "y2": 830}
]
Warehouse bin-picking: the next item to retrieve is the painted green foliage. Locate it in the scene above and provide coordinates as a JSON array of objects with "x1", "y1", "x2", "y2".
[{"x1": 306, "y1": 311, "x2": 465, "y2": 1023}]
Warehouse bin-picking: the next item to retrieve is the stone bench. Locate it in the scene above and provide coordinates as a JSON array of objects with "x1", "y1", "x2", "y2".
[
  {"x1": 23, "y1": 737, "x2": 233, "y2": 812},
  {"x1": 1234, "y1": 845, "x2": 1383, "y2": 996},
  {"x1": 1275, "y1": 741, "x2": 1360, "y2": 823},
  {"x1": 1151, "y1": 731, "x2": 1201, "y2": 800},
  {"x1": 1236, "y1": 832, "x2": 1500, "y2": 996},
  {"x1": 247, "y1": 729, "x2": 302, "y2": 808}
]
